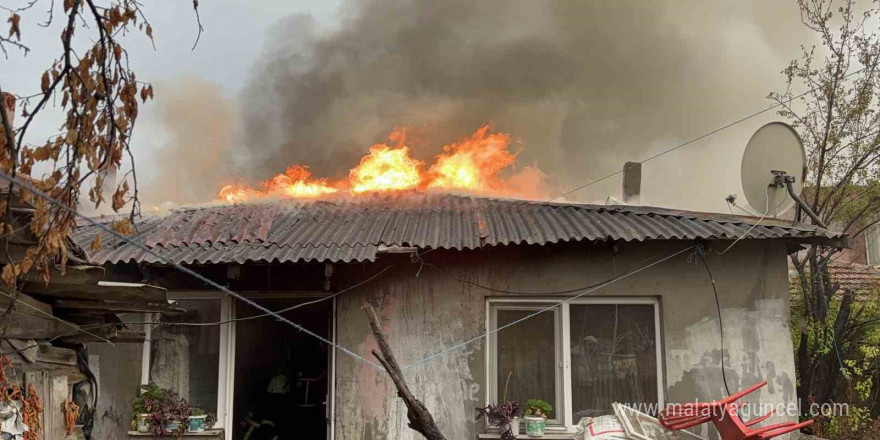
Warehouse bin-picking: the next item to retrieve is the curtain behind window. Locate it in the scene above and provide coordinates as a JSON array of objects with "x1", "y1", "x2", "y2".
[
  {"x1": 496, "y1": 309, "x2": 556, "y2": 417},
  {"x1": 569, "y1": 304, "x2": 657, "y2": 420},
  {"x1": 150, "y1": 299, "x2": 221, "y2": 414}
]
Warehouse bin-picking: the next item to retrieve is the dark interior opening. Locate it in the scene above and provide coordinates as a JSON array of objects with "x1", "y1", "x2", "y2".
[{"x1": 233, "y1": 297, "x2": 331, "y2": 440}]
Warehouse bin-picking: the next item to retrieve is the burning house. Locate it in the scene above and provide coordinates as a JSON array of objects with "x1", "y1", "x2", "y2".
[{"x1": 74, "y1": 182, "x2": 848, "y2": 439}]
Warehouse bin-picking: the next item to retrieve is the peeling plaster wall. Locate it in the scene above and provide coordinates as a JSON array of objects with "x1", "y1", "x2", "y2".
[
  {"x1": 89, "y1": 342, "x2": 143, "y2": 440},
  {"x1": 334, "y1": 239, "x2": 796, "y2": 440}
]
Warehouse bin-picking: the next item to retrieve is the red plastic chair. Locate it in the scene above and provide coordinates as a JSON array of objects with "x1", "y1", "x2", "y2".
[{"x1": 658, "y1": 381, "x2": 813, "y2": 440}]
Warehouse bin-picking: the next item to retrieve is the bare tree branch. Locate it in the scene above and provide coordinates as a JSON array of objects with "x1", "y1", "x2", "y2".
[{"x1": 363, "y1": 303, "x2": 447, "y2": 440}]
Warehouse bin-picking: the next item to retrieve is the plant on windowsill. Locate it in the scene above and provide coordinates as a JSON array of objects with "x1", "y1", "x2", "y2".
[
  {"x1": 523, "y1": 399, "x2": 553, "y2": 438},
  {"x1": 131, "y1": 383, "x2": 165, "y2": 433},
  {"x1": 476, "y1": 371, "x2": 521, "y2": 439},
  {"x1": 131, "y1": 383, "x2": 193, "y2": 436},
  {"x1": 476, "y1": 401, "x2": 521, "y2": 440},
  {"x1": 186, "y1": 407, "x2": 217, "y2": 433},
  {"x1": 147, "y1": 389, "x2": 191, "y2": 436}
]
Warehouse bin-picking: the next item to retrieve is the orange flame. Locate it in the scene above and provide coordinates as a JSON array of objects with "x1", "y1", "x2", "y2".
[
  {"x1": 350, "y1": 144, "x2": 424, "y2": 194},
  {"x1": 265, "y1": 165, "x2": 338, "y2": 198},
  {"x1": 219, "y1": 166, "x2": 337, "y2": 202},
  {"x1": 219, "y1": 184, "x2": 259, "y2": 203},
  {"x1": 216, "y1": 125, "x2": 543, "y2": 202},
  {"x1": 428, "y1": 125, "x2": 517, "y2": 192}
]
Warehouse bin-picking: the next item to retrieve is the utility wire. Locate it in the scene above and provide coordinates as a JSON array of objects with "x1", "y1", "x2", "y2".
[
  {"x1": 0, "y1": 175, "x2": 760, "y2": 372},
  {"x1": 546, "y1": 66, "x2": 869, "y2": 203},
  {"x1": 0, "y1": 169, "x2": 386, "y2": 371},
  {"x1": 401, "y1": 244, "x2": 697, "y2": 370},
  {"x1": 75, "y1": 264, "x2": 394, "y2": 329},
  {"x1": 0, "y1": 288, "x2": 115, "y2": 345},
  {"x1": 694, "y1": 248, "x2": 732, "y2": 398},
  {"x1": 716, "y1": 177, "x2": 777, "y2": 255},
  {"x1": 423, "y1": 248, "x2": 689, "y2": 296}
]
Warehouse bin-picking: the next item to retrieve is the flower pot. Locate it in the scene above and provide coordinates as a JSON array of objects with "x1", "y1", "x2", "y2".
[
  {"x1": 187, "y1": 415, "x2": 208, "y2": 433},
  {"x1": 510, "y1": 417, "x2": 520, "y2": 436},
  {"x1": 136, "y1": 414, "x2": 151, "y2": 433},
  {"x1": 523, "y1": 416, "x2": 546, "y2": 437},
  {"x1": 164, "y1": 420, "x2": 182, "y2": 433}
]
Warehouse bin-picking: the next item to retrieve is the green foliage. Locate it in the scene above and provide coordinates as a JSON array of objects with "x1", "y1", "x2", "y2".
[
  {"x1": 791, "y1": 276, "x2": 880, "y2": 437},
  {"x1": 523, "y1": 399, "x2": 553, "y2": 419},
  {"x1": 131, "y1": 384, "x2": 217, "y2": 434},
  {"x1": 131, "y1": 383, "x2": 165, "y2": 415}
]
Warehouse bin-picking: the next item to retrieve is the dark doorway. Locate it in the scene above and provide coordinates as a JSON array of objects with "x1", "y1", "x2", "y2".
[{"x1": 232, "y1": 297, "x2": 331, "y2": 440}]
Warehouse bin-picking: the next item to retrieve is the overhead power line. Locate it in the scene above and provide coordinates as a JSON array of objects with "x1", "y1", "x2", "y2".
[
  {"x1": 400, "y1": 244, "x2": 697, "y2": 370},
  {"x1": 546, "y1": 66, "x2": 869, "y2": 202},
  {"x1": 0, "y1": 288, "x2": 116, "y2": 345},
  {"x1": 0, "y1": 169, "x2": 387, "y2": 371},
  {"x1": 0, "y1": 167, "x2": 704, "y2": 373}
]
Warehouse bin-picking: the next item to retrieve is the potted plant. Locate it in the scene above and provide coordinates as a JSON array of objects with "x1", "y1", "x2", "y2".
[
  {"x1": 131, "y1": 383, "x2": 165, "y2": 433},
  {"x1": 475, "y1": 401, "x2": 520, "y2": 440},
  {"x1": 187, "y1": 407, "x2": 217, "y2": 433},
  {"x1": 148, "y1": 391, "x2": 190, "y2": 436},
  {"x1": 523, "y1": 399, "x2": 553, "y2": 437},
  {"x1": 131, "y1": 383, "x2": 192, "y2": 436}
]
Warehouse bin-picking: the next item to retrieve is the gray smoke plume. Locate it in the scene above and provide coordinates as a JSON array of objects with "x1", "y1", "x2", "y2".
[
  {"x1": 152, "y1": 0, "x2": 819, "y2": 210},
  {"x1": 141, "y1": 79, "x2": 238, "y2": 207}
]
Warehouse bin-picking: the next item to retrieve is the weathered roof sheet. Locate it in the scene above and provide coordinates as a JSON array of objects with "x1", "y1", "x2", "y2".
[
  {"x1": 829, "y1": 262, "x2": 880, "y2": 293},
  {"x1": 76, "y1": 193, "x2": 846, "y2": 265}
]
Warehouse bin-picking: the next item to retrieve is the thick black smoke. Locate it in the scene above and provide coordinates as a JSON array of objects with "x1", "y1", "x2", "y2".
[{"x1": 149, "y1": 0, "x2": 816, "y2": 208}]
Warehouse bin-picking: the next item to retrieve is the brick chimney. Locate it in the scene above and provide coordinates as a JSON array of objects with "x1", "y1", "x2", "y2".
[{"x1": 623, "y1": 161, "x2": 641, "y2": 205}]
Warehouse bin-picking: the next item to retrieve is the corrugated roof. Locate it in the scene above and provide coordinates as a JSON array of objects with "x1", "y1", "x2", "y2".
[
  {"x1": 829, "y1": 262, "x2": 880, "y2": 293},
  {"x1": 76, "y1": 193, "x2": 846, "y2": 265},
  {"x1": 789, "y1": 262, "x2": 880, "y2": 296}
]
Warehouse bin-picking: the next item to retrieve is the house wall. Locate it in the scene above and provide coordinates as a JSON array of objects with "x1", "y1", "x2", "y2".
[
  {"x1": 88, "y1": 341, "x2": 143, "y2": 440},
  {"x1": 333, "y1": 239, "x2": 797, "y2": 440},
  {"x1": 88, "y1": 312, "x2": 150, "y2": 440}
]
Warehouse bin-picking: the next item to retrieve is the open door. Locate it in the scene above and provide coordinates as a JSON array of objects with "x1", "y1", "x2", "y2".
[{"x1": 232, "y1": 297, "x2": 332, "y2": 440}]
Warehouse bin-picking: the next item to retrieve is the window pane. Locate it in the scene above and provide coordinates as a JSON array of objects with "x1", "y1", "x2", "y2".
[
  {"x1": 496, "y1": 309, "x2": 556, "y2": 418},
  {"x1": 569, "y1": 304, "x2": 657, "y2": 420},
  {"x1": 150, "y1": 299, "x2": 221, "y2": 414}
]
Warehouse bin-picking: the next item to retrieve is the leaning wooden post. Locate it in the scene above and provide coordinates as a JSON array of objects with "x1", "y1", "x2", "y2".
[{"x1": 363, "y1": 303, "x2": 447, "y2": 440}]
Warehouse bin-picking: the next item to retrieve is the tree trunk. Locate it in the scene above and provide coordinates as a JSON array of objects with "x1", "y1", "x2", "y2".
[{"x1": 363, "y1": 303, "x2": 447, "y2": 440}]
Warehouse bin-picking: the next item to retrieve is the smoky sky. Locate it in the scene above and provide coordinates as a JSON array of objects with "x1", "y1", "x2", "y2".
[
  {"x1": 229, "y1": 0, "x2": 812, "y2": 199},
  {"x1": 145, "y1": 0, "x2": 817, "y2": 208}
]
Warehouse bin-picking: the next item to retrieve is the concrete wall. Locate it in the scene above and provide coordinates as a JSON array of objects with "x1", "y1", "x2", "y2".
[
  {"x1": 333, "y1": 239, "x2": 797, "y2": 440},
  {"x1": 89, "y1": 336, "x2": 144, "y2": 439}
]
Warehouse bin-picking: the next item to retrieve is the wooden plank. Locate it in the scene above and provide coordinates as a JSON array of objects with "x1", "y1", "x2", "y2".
[
  {"x1": 35, "y1": 345, "x2": 77, "y2": 367},
  {"x1": 22, "y1": 265, "x2": 105, "y2": 286},
  {"x1": 5, "y1": 339, "x2": 37, "y2": 363},
  {"x1": 24, "y1": 281, "x2": 168, "y2": 303},
  {"x1": 9, "y1": 354, "x2": 86, "y2": 383},
  {"x1": 113, "y1": 330, "x2": 147, "y2": 343},
  {"x1": 0, "y1": 312, "x2": 71, "y2": 339},
  {"x1": 58, "y1": 327, "x2": 119, "y2": 344},
  {"x1": 47, "y1": 374, "x2": 67, "y2": 440},
  {"x1": 0, "y1": 289, "x2": 54, "y2": 317},
  {"x1": 61, "y1": 328, "x2": 145, "y2": 344},
  {"x1": 51, "y1": 299, "x2": 184, "y2": 315},
  {"x1": 5, "y1": 342, "x2": 80, "y2": 368}
]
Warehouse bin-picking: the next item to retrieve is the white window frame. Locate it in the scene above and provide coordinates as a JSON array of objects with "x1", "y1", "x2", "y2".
[
  {"x1": 141, "y1": 292, "x2": 337, "y2": 440},
  {"x1": 488, "y1": 303, "x2": 564, "y2": 426},
  {"x1": 141, "y1": 292, "x2": 233, "y2": 432},
  {"x1": 486, "y1": 297, "x2": 663, "y2": 431}
]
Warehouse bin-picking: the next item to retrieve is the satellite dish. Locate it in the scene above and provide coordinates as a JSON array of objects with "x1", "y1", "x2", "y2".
[{"x1": 740, "y1": 122, "x2": 806, "y2": 217}]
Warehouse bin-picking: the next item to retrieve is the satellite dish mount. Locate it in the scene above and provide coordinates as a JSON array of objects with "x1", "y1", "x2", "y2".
[{"x1": 740, "y1": 122, "x2": 824, "y2": 226}]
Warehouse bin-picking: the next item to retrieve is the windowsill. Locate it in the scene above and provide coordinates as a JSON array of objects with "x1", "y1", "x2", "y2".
[
  {"x1": 127, "y1": 430, "x2": 222, "y2": 437},
  {"x1": 478, "y1": 434, "x2": 574, "y2": 439}
]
